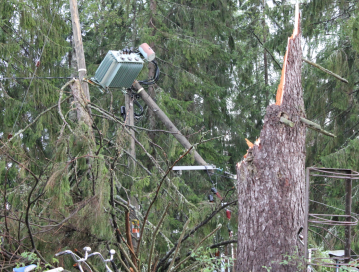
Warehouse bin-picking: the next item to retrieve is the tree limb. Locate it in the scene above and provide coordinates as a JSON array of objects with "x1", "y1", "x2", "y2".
[
  {"x1": 155, "y1": 200, "x2": 237, "y2": 271},
  {"x1": 303, "y1": 58, "x2": 349, "y2": 84}
]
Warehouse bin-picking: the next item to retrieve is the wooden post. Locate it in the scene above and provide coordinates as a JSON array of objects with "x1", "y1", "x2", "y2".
[
  {"x1": 126, "y1": 91, "x2": 136, "y2": 170},
  {"x1": 69, "y1": 0, "x2": 91, "y2": 124},
  {"x1": 132, "y1": 81, "x2": 208, "y2": 167}
]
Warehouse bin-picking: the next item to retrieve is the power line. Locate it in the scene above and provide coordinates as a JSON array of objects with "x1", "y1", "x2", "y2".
[
  {"x1": 1, "y1": 77, "x2": 73, "y2": 80},
  {"x1": 309, "y1": 199, "x2": 359, "y2": 217}
]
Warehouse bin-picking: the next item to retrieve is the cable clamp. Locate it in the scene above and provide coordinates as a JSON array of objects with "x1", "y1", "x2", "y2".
[
  {"x1": 78, "y1": 68, "x2": 87, "y2": 72},
  {"x1": 136, "y1": 87, "x2": 144, "y2": 94}
]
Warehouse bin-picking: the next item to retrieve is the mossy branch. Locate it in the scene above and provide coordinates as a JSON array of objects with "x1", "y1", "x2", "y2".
[
  {"x1": 303, "y1": 58, "x2": 348, "y2": 84},
  {"x1": 300, "y1": 117, "x2": 336, "y2": 138}
]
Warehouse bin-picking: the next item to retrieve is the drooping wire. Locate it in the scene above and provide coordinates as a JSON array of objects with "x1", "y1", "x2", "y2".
[
  {"x1": 11, "y1": 12, "x2": 56, "y2": 134},
  {"x1": 138, "y1": 60, "x2": 160, "y2": 85}
]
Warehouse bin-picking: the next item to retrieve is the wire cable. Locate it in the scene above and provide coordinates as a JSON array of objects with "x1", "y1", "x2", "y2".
[
  {"x1": 138, "y1": 60, "x2": 160, "y2": 85},
  {"x1": 1, "y1": 77, "x2": 72, "y2": 80},
  {"x1": 309, "y1": 199, "x2": 359, "y2": 216}
]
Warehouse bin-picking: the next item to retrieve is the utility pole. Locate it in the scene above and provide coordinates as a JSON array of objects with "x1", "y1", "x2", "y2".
[
  {"x1": 125, "y1": 91, "x2": 136, "y2": 170},
  {"x1": 69, "y1": 0, "x2": 92, "y2": 126},
  {"x1": 132, "y1": 81, "x2": 208, "y2": 167}
]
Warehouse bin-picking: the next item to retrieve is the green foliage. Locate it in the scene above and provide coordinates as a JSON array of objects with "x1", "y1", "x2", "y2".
[{"x1": 2, "y1": 0, "x2": 359, "y2": 270}]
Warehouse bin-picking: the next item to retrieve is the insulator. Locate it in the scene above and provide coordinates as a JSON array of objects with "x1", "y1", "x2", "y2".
[
  {"x1": 226, "y1": 209, "x2": 231, "y2": 220},
  {"x1": 208, "y1": 194, "x2": 214, "y2": 202}
]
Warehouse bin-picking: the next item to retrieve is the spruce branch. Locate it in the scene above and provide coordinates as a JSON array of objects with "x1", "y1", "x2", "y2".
[
  {"x1": 90, "y1": 104, "x2": 193, "y2": 207},
  {"x1": 136, "y1": 135, "x2": 204, "y2": 256},
  {"x1": 115, "y1": 251, "x2": 132, "y2": 272},
  {"x1": 252, "y1": 32, "x2": 281, "y2": 69},
  {"x1": 6, "y1": 154, "x2": 50, "y2": 266},
  {"x1": 1, "y1": 80, "x2": 74, "y2": 146},
  {"x1": 58, "y1": 79, "x2": 76, "y2": 134}
]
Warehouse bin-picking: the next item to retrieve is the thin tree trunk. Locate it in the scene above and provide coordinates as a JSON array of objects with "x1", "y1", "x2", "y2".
[{"x1": 236, "y1": 6, "x2": 306, "y2": 271}]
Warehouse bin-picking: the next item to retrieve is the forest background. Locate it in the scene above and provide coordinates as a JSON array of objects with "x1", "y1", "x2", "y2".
[{"x1": 1, "y1": 0, "x2": 359, "y2": 271}]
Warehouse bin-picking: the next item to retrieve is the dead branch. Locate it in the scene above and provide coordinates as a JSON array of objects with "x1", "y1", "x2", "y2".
[
  {"x1": 116, "y1": 242, "x2": 139, "y2": 272},
  {"x1": 167, "y1": 219, "x2": 190, "y2": 272},
  {"x1": 90, "y1": 104, "x2": 193, "y2": 207},
  {"x1": 172, "y1": 224, "x2": 222, "y2": 271},
  {"x1": 303, "y1": 58, "x2": 349, "y2": 84},
  {"x1": 209, "y1": 239, "x2": 237, "y2": 249},
  {"x1": 148, "y1": 204, "x2": 171, "y2": 270},
  {"x1": 136, "y1": 140, "x2": 199, "y2": 256},
  {"x1": 2, "y1": 86, "x2": 73, "y2": 145},
  {"x1": 155, "y1": 200, "x2": 237, "y2": 271}
]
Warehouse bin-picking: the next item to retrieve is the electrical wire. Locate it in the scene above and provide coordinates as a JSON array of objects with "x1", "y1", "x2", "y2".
[
  {"x1": 1, "y1": 77, "x2": 72, "y2": 80},
  {"x1": 309, "y1": 199, "x2": 359, "y2": 217},
  {"x1": 138, "y1": 60, "x2": 160, "y2": 85}
]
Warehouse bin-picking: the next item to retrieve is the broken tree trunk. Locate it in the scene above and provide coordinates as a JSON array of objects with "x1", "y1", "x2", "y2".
[{"x1": 236, "y1": 5, "x2": 306, "y2": 271}]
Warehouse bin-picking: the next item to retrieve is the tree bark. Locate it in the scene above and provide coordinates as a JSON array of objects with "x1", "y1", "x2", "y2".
[
  {"x1": 236, "y1": 7, "x2": 306, "y2": 271},
  {"x1": 147, "y1": 0, "x2": 157, "y2": 142},
  {"x1": 125, "y1": 92, "x2": 136, "y2": 170}
]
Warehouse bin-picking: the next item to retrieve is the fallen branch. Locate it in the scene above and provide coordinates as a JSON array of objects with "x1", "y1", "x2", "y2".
[
  {"x1": 136, "y1": 141, "x2": 199, "y2": 256},
  {"x1": 148, "y1": 204, "x2": 171, "y2": 271},
  {"x1": 303, "y1": 58, "x2": 348, "y2": 84},
  {"x1": 90, "y1": 104, "x2": 194, "y2": 207},
  {"x1": 172, "y1": 224, "x2": 222, "y2": 271},
  {"x1": 167, "y1": 219, "x2": 191, "y2": 272},
  {"x1": 155, "y1": 200, "x2": 237, "y2": 271},
  {"x1": 209, "y1": 239, "x2": 237, "y2": 249},
  {"x1": 116, "y1": 242, "x2": 139, "y2": 272}
]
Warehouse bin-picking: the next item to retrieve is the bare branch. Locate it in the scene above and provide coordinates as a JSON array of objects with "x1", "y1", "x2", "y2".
[
  {"x1": 148, "y1": 203, "x2": 171, "y2": 270},
  {"x1": 167, "y1": 219, "x2": 190, "y2": 272}
]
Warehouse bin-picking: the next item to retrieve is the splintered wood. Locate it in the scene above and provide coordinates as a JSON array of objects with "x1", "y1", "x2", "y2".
[{"x1": 236, "y1": 4, "x2": 306, "y2": 271}]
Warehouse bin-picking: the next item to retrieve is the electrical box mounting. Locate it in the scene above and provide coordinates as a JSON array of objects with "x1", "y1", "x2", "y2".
[{"x1": 92, "y1": 51, "x2": 144, "y2": 89}]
